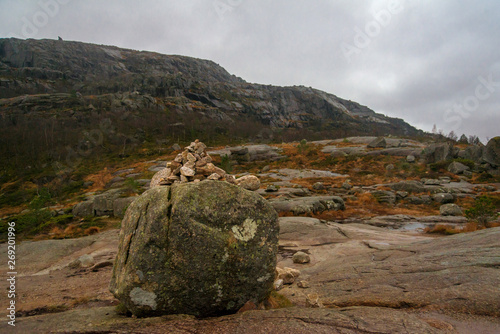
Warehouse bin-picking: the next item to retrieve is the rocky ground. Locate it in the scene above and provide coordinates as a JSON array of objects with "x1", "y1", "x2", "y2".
[{"x1": 1, "y1": 136, "x2": 499, "y2": 333}]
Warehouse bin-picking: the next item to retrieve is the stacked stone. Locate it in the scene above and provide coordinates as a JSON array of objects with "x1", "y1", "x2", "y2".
[{"x1": 151, "y1": 140, "x2": 234, "y2": 187}]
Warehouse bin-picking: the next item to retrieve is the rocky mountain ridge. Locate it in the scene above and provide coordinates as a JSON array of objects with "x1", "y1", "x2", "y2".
[{"x1": 0, "y1": 38, "x2": 419, "y2": 133}]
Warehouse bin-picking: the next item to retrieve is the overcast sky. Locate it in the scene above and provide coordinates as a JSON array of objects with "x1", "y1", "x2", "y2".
[{"x1": 1, "y1": 0, "x2": 499, "y2": 142}]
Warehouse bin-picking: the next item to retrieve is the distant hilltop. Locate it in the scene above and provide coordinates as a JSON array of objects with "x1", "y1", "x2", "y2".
[{"x1": 0, "y1": 38, "x2": 420, "y2": 135}]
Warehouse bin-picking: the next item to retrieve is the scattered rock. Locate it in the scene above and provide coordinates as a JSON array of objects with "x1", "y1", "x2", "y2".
[
  {"x1": 389, "y1": 180, "x2": 425, "y2": 193},
  {"x1": 367, "y1": 137, "x2": 387, "y2": 148},
  {"x1": 406, "y1": 155, "x2": 416, "y2": 163},
  {"x1": 171, "y1": 143, "x2": 181, "y2": 151},
  {"x1": 448, "y1": 161, "x2": 470, "y2": 175},
  {"x1": 396, "y1": 191, "x2": 408, "y2": 199},
  {"x1": 72, "y1": 200, "x2": 94, "y2": 217},
  {"x1": 273, "y1": 279, "x2": 284, "y2": 291},
  {"x1": 306, "y1": 293, "x2": 324, "y2": 308},
  {"x1": 265, "y1": 185, "x2": 279, "y2": 193},
  {"x1": 371, "y1": 190, "x2": 396, "y2": 204},
  {"x1": 276, "y1": 267, "x2": 301, "y2": 285},
  {"x1": 312, "y1": 182, "x2": 324, "y2": 190},
  {"x1": 385, "y1": 164, "x2": 395, "y2": 171},
  {"x1": 292, "y1": 251, "x2": 311, "y2": 264},
  {"x1": 483, "y1": 136, "x2": 500, "y2": 168},
  {"x1": 432, "y1": 193, "x2": 454, "y2": 204},
  {"x1": 109, "y1": 181, "x2": 279, "y2": 317},
  {"x1": 112, "y1": 197, "x2": 137, "y2": 218},
  {"x1": 407, "y1": 195, "x2": 432, "y2": 205},
  {"x1": 69, "y1": 254, "x2": 95, "y2": 269},
  {"x1": 297, "y1": 280, "x2": 310, "y2": 289},
  {"x1": 423, "y1": 178, "x2": 441, "y2": 186},
  {"x1": 93, "y1": 189, "x2": 124, "y2": 216},
  {"x1": 440, "y1": 203, "x2": 463, "y2": 216},
  {"x1": 342, "y1": 181, "x2": 353, "y2": 190},
  {"x1": 235, "y1": 175, "x2": 261, "y2": 191},
  {"x1": 423, "y1": 142, "x2": 457, "y2": 163}
]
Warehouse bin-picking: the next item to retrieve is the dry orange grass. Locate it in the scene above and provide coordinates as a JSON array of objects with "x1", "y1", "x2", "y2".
[
  {"x1": 84, "y1": 226, "x2": 101, "y2": 235},
  {"x1": 280, "y1": 192, "x2": 440, "y2": 220},
  {"x1": 425, "y1": 221, "x2": 500, "y2": 235}
]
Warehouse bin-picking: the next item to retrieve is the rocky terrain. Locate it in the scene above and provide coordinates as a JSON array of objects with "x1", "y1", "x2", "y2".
[
  {"x1": 0, "y1": 38, "x2": 422, "y2": 181},
  {"x1": 0, "y1": 134, "x2": 499, "y2": 333},
  {"x1": 0, "y1": 38, "x2": 499, "y2": 333}
]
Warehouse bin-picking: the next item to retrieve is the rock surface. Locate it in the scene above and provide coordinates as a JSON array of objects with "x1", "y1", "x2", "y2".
[
  {"x1": 109, "y1": 181, "x2": 279, "y2": 317},
  {"x1": 277, "y1": 217, "x2": 500, "y2": 318},
  {"x1": 440, "y1": 203, "x2": 463, "y2": 216},
  {"x1": 270, "y1": 196, "x2": 345, "y2": 215},
  {"x1": 483, "y1": 136, "x2": 500, "y2": 167}
]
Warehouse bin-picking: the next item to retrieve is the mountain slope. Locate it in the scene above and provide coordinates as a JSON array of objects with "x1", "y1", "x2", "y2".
[{"x1": 0, "y1": 38, "x2": 422, "y2": 178}]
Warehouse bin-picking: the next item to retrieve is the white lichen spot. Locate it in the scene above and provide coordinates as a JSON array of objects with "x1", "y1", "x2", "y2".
[
  {"x1": 130, "y1": 287, "x2": 157, "y2": 310},
  {"x1": 212, "y1": 282, "x2": 224, "y2": 303},
  {"x1": 257, "y1": 273, "x2": 271, "y2": 282},
  {"x1": 232, "y1": 218, "x2": 258, "y2": 242}
]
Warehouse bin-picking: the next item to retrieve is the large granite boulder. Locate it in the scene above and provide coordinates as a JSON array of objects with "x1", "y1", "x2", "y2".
[
  {"x1": 109, "y1": 181, "x2": 279, "y2": 317},
  {"x1": 447, "y1": 161, "x2": 470, "y2": 175},
  {"x1": 423, "y1": 143, "x2": 457, "y2": 163},
  {"x1": 483, "y1": 136, "x2": 500, "y2": 168}
]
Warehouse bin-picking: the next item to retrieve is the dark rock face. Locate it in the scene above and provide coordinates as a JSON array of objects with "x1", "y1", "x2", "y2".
[
  {"x1": 447, "y1": 161, "x2": 470, "y2": 175},
  {"x1": 367, "y1": 137, "x2": 387, "y2": 148},
  {"x1": 371, "y1": 190, "x2": 396, "y2": 204},
  {"x1": 423, "y1": 143, "x2": 457, "y2": 163},
  {"x1": 0, "y1": 38, "x2": 421, "y2": 133},
  {"x1": 109, "y1": 181, "x2": 279, "y2": 318},
  {"x1": 483, "y1": 136, "x2": 500, "y2": 168},
  {"x1": 389, "y1": 180, "x2": 425, "y2": 193}
]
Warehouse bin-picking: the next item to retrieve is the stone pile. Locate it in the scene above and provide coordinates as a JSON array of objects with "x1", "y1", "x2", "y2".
[
  {"x1": 151, "y1": 140, "x2": 262, "y2": 191},
  {"x1": 151, "y1": 140, "x2": 234, "y2": 187}
]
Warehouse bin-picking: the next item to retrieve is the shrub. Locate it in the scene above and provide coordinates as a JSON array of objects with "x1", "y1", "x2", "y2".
[
  {"x1": 124, "y1": 178, "x2": 141, "y2": 194},
  {"x1": 297, "y1": 139, "x2": 308, "y2": 154},
  {"x1": 219, "y1": 154, "x2": 233, "y2": 173},
  {"x1": 465, "y1": 196, "x2": 498, "y2": 227}
]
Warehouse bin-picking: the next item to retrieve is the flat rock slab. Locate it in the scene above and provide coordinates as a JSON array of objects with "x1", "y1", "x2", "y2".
[
  {"x1": 0, "y1": 230, "x2": 119, "y2": 276},
  {"x1": 278, "y1": 223, "x2": 500, "y2": 318},
  {"x1": 270, "y1": 196, "x2": 345, "y2": 215},
  {"x1": 15, "y1": 306, "x2": 441, "y2": 333},
  {"x1": 262, "y1": 168, "x2": 347, "y2": 181}
]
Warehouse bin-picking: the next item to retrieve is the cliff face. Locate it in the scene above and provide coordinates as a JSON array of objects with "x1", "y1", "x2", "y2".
[
  {"x1": 0, "y1": 38, "x2": 422, "y2": 174},
  {"x1": 0, "y1": 38, "x2": 418, "y2": 134}
]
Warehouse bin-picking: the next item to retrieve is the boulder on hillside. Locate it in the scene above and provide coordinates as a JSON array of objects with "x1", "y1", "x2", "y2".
[
  {"x1": 109, "y1": 181, "x2": 279, "y2": 318},
  {"x1": 440, "y1": 203, "x2": 463, "y2": 216},
  {"x1": 388, "y1": 180, "x2": 425, "y2": 193},
  {"x1": 367, "y1": 137, "x2": 387, "y2": 148},
  {"x1": 483, "y1": 136, "x2": 500, "y2": 168},
  {"x1": 432, "y1": 193, "x2": 454, "y2": 204},
  {"x1": 371, "y1": 190, "x2": 396, "y2": 204},
  {"x1": 458, "y1": 145, "x2": 483, "y2": 162},
  {"x1": 448, "y1": 161, "x2": 470, "y2": 175},
  {"x1": 423, "y1": 142, "x2": 457, "y2": 163},
  {"x1": 235, "y1": 175, "x2": 261, "y2": 191}
]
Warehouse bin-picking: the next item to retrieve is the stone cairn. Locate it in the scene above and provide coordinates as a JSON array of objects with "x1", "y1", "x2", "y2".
[{"x1": 151, "y1": 140, "x2": 235, "y2": 188}]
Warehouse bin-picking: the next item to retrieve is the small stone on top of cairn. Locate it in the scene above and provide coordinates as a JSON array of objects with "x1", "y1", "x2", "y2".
[{"x1": 150, "y1": 140, "x2": 233, "y2": 187}]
